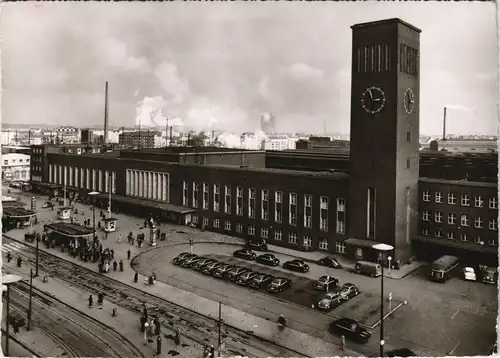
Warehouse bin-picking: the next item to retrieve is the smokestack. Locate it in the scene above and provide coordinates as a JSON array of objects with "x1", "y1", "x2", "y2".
[
  {"x1": 104, "y1": 81, "x2": 109, "y2": 144},
  {"x1": 212, "y1": 130, "x2": 215, "y2": 146},
  {"x1": 443, "y1": 107, "x2": 447, "y2": 141},
  {"x1": 165, "y1": 117, "x2": 169, "y2": 147},
  {"x1": 169, "y1": 126, "x2": 173, "y2": 147}
]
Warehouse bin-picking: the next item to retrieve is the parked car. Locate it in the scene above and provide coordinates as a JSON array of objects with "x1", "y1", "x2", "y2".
[
  {"x1": 202, "y1": 261, "x2": 223, "y2": 275},
  {"x1": 339, "y1": 283, "x2": 359, "y2": 300},
  {"x1": 267, "y1": 277, "x2": 292, "y2": 293},
  {"x1": 245, "y1": 240, "x2": 268, "y2": 251},
  {"x1": 41, "y1": 201, "x2": 55, "y2": 209},
  {"x1": 212, "y1": 264, "x2": 235, "y2": 278},
  {"x1": 256, "y1": 253, "x2": 280, "y2": 266},
  {"x1": 235, "y1": 271, "x2": 259, "y2": 286},
  {"x1": 248, "y1": 274, "x2": 274, "y2": 289},
  {"x1": 173, "y1": 253, "x2": 196, "y2": 265},
  {"x1": 386, "y1": 348, "x2": 417, "y2": 357},
  {"x1": 317, "y1": 288, "x2": 343, "y2": 310},
  {"x1": 283, "y1": 259, "x2": 310, "y2": 273},
  {"x1": 180, "y1": 255, "x2": 202, "y2": 268},
  {"x1": 314, "y1": 275, "x2": 339, "y2": 291},
  {"x1": 354, "y1": 261, "x2": 382, "y2": 277},
  {"x1": 192, "y1": 258, "x2": 218, "y2": 271},
  {"x1": 318, "y1": 256, "x2": 342, "y2": 269},
  {"x1": 227, "y1": 267, "x2": 250, "y2": 282},
  {"x1": 233, "y1": 249, "x2": 257, "y2": 260},
  {"x1": 478, "y1": 265, "x2": 498, "y2": 284},
  {"x1": 329, "y1": 318, "x2": 371, "y2": 343},
  {"x1": 463, "y1": 267, "x2": 477, "y2": 281}
]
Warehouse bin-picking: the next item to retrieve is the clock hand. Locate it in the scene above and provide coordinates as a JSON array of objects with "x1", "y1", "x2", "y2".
[{"x1": 368, "y1": 89, "x2": 373, "y2": 100}]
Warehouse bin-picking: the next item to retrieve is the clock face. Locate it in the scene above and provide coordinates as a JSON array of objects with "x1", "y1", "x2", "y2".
[
  {"x1": 404, "y1": 88, "x2": 416, "y2": 114},
  {"x1": 361, "y1": 86, "x2": 386, "y2": 115}
]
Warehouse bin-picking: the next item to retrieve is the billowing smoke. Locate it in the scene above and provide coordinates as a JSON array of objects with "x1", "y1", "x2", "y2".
[
  {"x1": 261, "y1": 112, "x2": 272, "y2": 123},
  {"x1": 217, "y1": 133, "x2": 242, "y2": 148}
]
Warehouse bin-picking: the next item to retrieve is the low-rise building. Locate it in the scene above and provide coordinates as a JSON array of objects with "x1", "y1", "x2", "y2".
[
  {"x1": 119, "y1": 131, "x2": 156, "y2": 148},
  {"x1": 2, "y1": 153, "x2": 30, "y2": 181}
]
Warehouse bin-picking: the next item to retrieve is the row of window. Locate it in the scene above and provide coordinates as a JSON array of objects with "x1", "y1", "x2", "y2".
[
  {"x1": 399, "y1": 43, "x2": 418, "y2": 76},
  {"x1": 421, "y1": 228, "x2": 498, "y2": 246},
  {"x1": 191, "y1": 214, "x2": 347, "y2": 253},
  {"x1": 48, "y1": 164, "x2": 116, "y2": 194},
  {"x1": 422, "y1": 191, "x2": 498, "y2": 209},
  {"x1": 125, "y1": 169, "x2": 170, "y2": 203},
  {"x1": 356, "y1": 43, "x2": 391, "y2": 73},
  {"x1": 183, "y1": 181, "x2": 346, "y2": 234},
  {"x1": 421, "y1": 210, "x2": 498, "y2": 230},
  {"x1": 4, "y1": 158, "x2": 29, "y2": 165}
]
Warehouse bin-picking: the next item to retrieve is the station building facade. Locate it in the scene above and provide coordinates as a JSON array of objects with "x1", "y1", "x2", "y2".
[{"x1": 31, "y1": 18, "x2": 499, "y2": 265}]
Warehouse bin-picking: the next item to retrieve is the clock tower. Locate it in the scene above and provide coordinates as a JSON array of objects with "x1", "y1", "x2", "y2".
[{"x1": 347, "y1": 18, "x2": 421, "y2": 263}]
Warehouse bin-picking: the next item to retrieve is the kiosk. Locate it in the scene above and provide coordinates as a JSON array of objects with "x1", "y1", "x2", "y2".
[
  {"x1": 58, "y1": 207, "x2": 72, "y2": 220},
  {"x1": 149, "y1": 226, "x2": 157, "y2": 247},
  {"x1": 103, "y1": 217, "x2": 118, "y2": 233}
]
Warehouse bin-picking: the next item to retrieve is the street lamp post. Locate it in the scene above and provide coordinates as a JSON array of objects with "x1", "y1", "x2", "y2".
[
  {"x1": 372, "y1": 243, "x2": 394, "y2": 358},
  {"x1": 88, "y1": 191, "x2": 100, "y2": 240},
  {"x1": 3, "y1": 274, "x2": 23, "y2": 356}
]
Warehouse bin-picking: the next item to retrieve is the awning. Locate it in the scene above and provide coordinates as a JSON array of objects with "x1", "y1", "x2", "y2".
[
  {"x1": 45, "y1": 222, "x2": 94, "y2": 237},
  {"x1": 344, "y1": 238, "x2": 379, "y2": 249},
  {"x1": 3, "y1": 207, "x2": 36, "y2": 218},
  {"x1": 94, "y1": 193, "x2": 195, "y2": 215},
  {"x1": 414, "y1": 235, "x2": 497, "y2": 254}
]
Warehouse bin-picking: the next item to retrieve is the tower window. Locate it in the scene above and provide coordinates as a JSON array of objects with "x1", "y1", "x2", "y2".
[
  {"x1": 357, "y1": 48, "x2": 361, "y2": 73},
  {"x1": 377, "y1": 44, "x2": 382, "y2": 72},
  {"x1": 407, "y1": 132, "x2": 411, "y2": 142},
  {"x1": 385, "y1": 44, "x2": 390, "y2": 71},
  {"x1": 364, "y1": 46, "x2": 369, "y2": 72},
  {"x1": 371, "y1": 45, "x2": 375, "y2": 72},
  {"x1": 406, "y1": 159, "x2": 411, "y2": 169}
]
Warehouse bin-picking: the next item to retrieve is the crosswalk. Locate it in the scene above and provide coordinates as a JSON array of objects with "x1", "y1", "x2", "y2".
[{"x1": 2, "y1": 241, "x2": 27, "y2": 254}]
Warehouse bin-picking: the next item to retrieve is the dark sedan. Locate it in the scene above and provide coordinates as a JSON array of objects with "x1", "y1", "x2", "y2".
[
  {"x1": 329, "y1": 318, "x2": 371, "y2": 343},
  {"x1": 256, "y1": 253, "x2": 280, "y2": 266},
  {"x1": 314, "y1": 275, "x2": 339, "y2": 291},
  {"x1": 173, "y1": 253, "x2": 196, "y2": 265},
  {"x1": 227, "y1": 267, "x2": 250, "y2": 281},
  {"x1": 192, "y1": 258, "x2": 218, "y2": 271},
  {"x1": 248, "y1": 274, "x2": 274, "y2": 289},
  {"x1": 318, "y1": 256, "x2": 342, "y2": 269},
  {"x1": 212, "y1": 264, "x2": 235, "y2": 278},
  {"x1": 202, "y1": 261, "x2": 223, "y2": 275},
  {"x1": 41, "y1": 201, "x2": 55, "y2": 209},
  {"x1": 339, "y1": 283, "x2": 360, "y2": 300},
  {"x1": 386, "y1": 348, "x2": 417, "y2": 357},
  {"x1": 180, "y1": 255, "x2": 202, "y2": 268},
  {"x1": 245, "y1": 240, "x2": 268, "y2": 251},
  {"x1": 267, "y1": 277, "x2": 292, "y2": 293},
  {"x1": 233, "y1": 249, "x2": 257, "y2": 260},
  {"x1": 235, "y1": 271, "x2": 259, "y2": 286},
  {"x1": 283, "y1": 259, "x2": 310, "y2": 273}
]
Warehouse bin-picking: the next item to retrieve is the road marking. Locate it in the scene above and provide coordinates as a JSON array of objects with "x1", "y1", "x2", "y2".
[
  {"x1": 1, "y1": 243, "x2": 25, "y2": 253},
  {"x1": 451, "y1": 310, "x2": 460, "y2": 320},
  {"x1": 413, "y1": 294, "x2": 428, "y2": 309},
  {"x1": 447, "y1": 339, "x2": 461, "y2": 355}
]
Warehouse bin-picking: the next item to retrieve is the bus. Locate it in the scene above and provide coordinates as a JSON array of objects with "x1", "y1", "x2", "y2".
[{"x1": 429, "y1": 255, "x2": 459, "y2": 282}]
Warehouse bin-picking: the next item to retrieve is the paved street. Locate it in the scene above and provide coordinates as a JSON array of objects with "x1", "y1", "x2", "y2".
[{"x1": 7, "y1": 188, "x2": 499, "y2": 357}]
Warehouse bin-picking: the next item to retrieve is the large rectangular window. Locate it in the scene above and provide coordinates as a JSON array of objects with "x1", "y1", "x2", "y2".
[
  {"x1": 248, "y1": 188, "x2": 256, "y2": 219},
  {"x1": 236, "y1": 187, "x2": 243, "y2": 216},
  {"x1": 261, "y1": 189, "x2": 269, "y2": 220},
  {"x1": 275, "y1": 191, "x2": 282, "y2": 223},
  {"x1": 320, "y1": 196, "x2": 328, "y2": 231},
  {"x1": 289, "y1": 193, "x2": 297, "y2": 226},
  {"x1": 336, "y1": 198, "x2": 346, "y2": 234},
  {"x1": 183, "y1": 181, "x2": 189, "y2": 206},
  {"x1": 224, "y1": 185, "x2": 231, "y2": 214},
  {"x1": 202, "y1": 182, "x2": 209, "y2": 210},
  {"x1": 367, "y1": 188, "x2": 376, "y2": 239},
  {"x1": 192, "y1": 182, "x2": 199, "y2": 208},
  {"x1": 304, "y1": 194, "x2": 312, "y2": 228},
  {"x1": 213, "y1": 184, "x2": 220, "y2": 212}
]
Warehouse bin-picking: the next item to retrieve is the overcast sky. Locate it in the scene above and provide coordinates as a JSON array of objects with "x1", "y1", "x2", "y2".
[{"x1": 2, "y1": 2, "x2": 497, "y2": 135}]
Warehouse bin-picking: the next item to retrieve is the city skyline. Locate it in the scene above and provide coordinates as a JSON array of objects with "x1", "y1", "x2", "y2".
[{"x1": 2, "y1": 3, "x2": 497, "y2": 135}]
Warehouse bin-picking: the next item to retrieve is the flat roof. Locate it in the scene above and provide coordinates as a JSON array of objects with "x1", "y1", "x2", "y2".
[
  {"x1": 351, "y1": 18, "x2": 422, "y2": 33},
  {"x1": 419, "y1": 177, "x2": 497, "y2": 188},
  {"x1": 45, "y1": 222, "x2": 94, "y2": 237},
  {"x1": 2, "y1": 201, "x2": 25, "y2": 208},
  {"x1": 95, "y1": 193, "x2": 195, "y2": 214},
  {"x1": 3, "y1": 207, "x2": 36, "y2": 217}
]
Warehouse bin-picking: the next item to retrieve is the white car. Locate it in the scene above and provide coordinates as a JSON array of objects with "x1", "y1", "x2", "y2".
[{"x1": 463, "y1": 267, "x2": 477, "y2": 281}]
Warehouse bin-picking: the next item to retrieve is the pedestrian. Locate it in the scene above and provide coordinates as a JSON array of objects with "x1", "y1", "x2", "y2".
[
  {"x1": 113, "y1": 260, "x2": 118, "y2": 271},
  {"x1": 341, "y1": 334, "x2": 345, "y2": 351},
  {"x1": 143, "y1": 322, "x2": 149, "y2": 345},
  {"x1": 98, "y1": 262, "x2": 103, "y2": 273},
  {"x1": 156, "y1": 334, "x2": 162, "y2": 355},
  {"x1": 6, "y1": 252, "x2": 11, "y2": 263},
  {"x1": 98, "y1": 292, "x2": 104, "y2": 306},
  {"x1": 154, "y1": 317, "x2": 161, "y2": 335},
  {"x1": 17, "y1": 257, "x2": 22, "y2": 268},
  {"x1": 134, "y1": 272, "x2": 139, "y2": 283},
  {"x1": 88, "y1": 294, "x2": 93, "y2": 308},
  {"x1": 118, "y1": 234, "x2": 122, "y2": 244},
  {"x1": 119, "y1": 260, "x2": 124, "y2": 272},
  {"x1": 127, "y1": 249, "x2": 131, "y2": 260},
  {"x1": 110, "y1": 249, "x2": 114, "y2": 260},
  {"x1": 174, "y1": 329, "x2": 180, "y2": 345},
  {"x1": 104, "y1": 261, "x2": 110, "y2": 273}
]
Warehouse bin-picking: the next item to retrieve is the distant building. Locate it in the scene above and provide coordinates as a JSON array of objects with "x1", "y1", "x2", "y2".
[
  {"x1": 262, "y1": 134, "x2": 297, "y2": 151},
  {"x1": 119, "y1": 131, "x2": 155, "y2": 148},
  {"x1": 296, "y1": 137, "x2": 350, "y2": 150},
  {"x1": 2, "y1": 153, "x2": 30, "y2": 181}
]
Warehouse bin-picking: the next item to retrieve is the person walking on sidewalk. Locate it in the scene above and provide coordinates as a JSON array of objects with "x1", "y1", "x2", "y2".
[
  {"x1": 127, "y1": 249, "x2": 131, "y2": 260},
  {"x1": 113, "y1": 260, "x2": 118, "y2": 271},
  {"x1": 88, "y1": 294, "x2": 93, "y2": 308},
  {"x1": 117, "y1": 234, "x2": 122, "y2": 244},
  {"x1": 119, "y1": 260, "x2": 124, "y2": 272},
  {"x1": 134, "y1": 272, "x2": 139, "y2": 283}
]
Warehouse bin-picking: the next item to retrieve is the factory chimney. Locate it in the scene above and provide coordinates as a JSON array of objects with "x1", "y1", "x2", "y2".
[
  {"x1": 442, "y1": 107, "x2": 447, "y2": 141},
  {"x1": 103, "y1": 81, "x2": 109, "y2": 144}
]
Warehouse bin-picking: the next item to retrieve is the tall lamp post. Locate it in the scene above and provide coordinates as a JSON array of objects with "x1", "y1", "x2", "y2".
[
  {"x1": 372, "y1": 243, "x2": 394, "y2": 358},
  {"x1": 88, "y1": 191, "x2": 100, "y2": 240},
  {"x1": 3, "y1": 274, "x2": 23, "y2": 356}
]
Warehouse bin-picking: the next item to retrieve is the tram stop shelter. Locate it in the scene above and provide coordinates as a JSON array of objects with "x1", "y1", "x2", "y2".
[
  {"x1": 3, "y1": 207, "x2": 37, "y2": 230},
  {"x1": 103, "y1": 217, "x2": 118, "y2": 233},
  {"x1": 2, "y1": 200, "x2": 25, "y2": 209},
  {"x1": 58, "y1": 206, "x2": 72, "y2": 220},
  {"x1": 44, "y1": 222, "x2": 94, "y2": 248}
]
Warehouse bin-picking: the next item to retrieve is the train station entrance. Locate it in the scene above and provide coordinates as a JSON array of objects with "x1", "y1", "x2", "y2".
[{"x1": 2, "y1": 207, "x2": 37, "y2": 232}]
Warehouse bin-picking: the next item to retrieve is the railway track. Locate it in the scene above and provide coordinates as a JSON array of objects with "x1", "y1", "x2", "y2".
[
  {"x1": 5, "y1": 236, "x2": 307, "y2": 358},
  {"x1": 5, "y1": 280, "x2": 144, "y2": 358}
]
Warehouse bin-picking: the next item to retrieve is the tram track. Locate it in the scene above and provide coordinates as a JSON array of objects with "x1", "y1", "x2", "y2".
[
  {"x1": 4, "y1": 279, "x2": 144, "y2": 358},
  {"x1": 5, "y1": 235, "x2": 307, "y2": 358}
]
